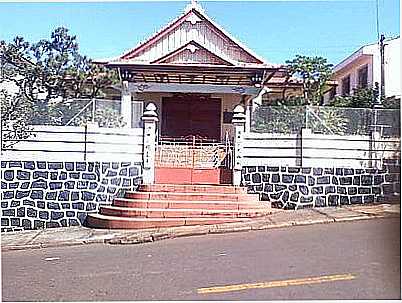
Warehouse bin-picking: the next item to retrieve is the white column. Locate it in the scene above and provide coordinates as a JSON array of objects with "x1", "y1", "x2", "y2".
[
  {"x1": 142, "y1": 103, "x2": 158, "y2": 184},
  {"x1": 370, "y1": 130, "x2": 381, "y2": 169},
  {"x1": 300, "y1": 128, "x2": 312, "y2": 167},
  {"x1": 121, "y1": 81, "x2": 132, "y2": 128},
  {"x1": 232, "y1": 104, "x2": 246, "y2": 186}
]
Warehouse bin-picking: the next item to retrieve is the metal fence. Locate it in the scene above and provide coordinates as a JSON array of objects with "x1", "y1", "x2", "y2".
[
  {"x1": 26, "y1": 98, "x2": 122, "y2": 126},
  {"x1": 251, "y1": 105, "x2": 400, "y2": 137}
]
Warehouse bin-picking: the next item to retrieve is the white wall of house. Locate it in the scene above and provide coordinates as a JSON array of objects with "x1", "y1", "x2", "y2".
[{"x1": 0, "y1": 80, "x2": 20, "y2": 95}]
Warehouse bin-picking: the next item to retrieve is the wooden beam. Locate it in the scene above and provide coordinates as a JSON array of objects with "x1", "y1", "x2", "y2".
[{"x1": 128, "y1": 82, "x2": 259, "y2": 95}]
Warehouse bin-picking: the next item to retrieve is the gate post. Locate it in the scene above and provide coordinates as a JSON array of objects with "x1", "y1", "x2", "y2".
[
  {"x1": 232, "y1": 104, "x2": 246, "y2": 186},
  {"x1": 142, "y1": 102, "x2": 158, "y2": 185}
]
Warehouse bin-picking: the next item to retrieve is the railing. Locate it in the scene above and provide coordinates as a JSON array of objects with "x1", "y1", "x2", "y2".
[
  {"x1": 156, "y1": 135, "x2": 233, "y2": 169},
  {"x1": 251, "y1": 105, "x2": 401, "y2": 137}
]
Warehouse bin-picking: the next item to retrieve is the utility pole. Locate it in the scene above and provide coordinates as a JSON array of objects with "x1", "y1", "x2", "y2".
[
  {"x1": 380, "y1": 34, "x2": 386, "y2": 99},
  {"x1": 373, "y1": 34, "x2": 385, "y2": 109}
]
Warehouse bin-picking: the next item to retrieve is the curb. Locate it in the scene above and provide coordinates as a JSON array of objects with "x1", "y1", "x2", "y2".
[{"x1": 2, "y1": 210, "x2": 400, "y2": 251}]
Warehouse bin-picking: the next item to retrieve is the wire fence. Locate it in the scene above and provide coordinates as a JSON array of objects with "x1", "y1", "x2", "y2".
[
  {"x1": 251, "y1": 105, "x2": 400, "y2": 137},
  {"x1": 27, "y1": 98, "x2": 123, "y2": 127}
]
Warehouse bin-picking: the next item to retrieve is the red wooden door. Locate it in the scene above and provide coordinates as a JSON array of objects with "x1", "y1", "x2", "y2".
[{"x1": 161, "y1": 96, "x2": 221, "y2": 141}]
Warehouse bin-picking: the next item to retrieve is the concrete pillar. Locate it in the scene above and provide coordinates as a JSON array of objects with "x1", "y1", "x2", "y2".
[
  {"x1": 300, "y1": 128, "x2": 312, "y2": 167},
  {"x1": 370, "y1": 130, "x2": 382, "y2": 169},
  {"x1": 142, "y1": 102, "x2": 158, "y2": 184},
  {"x1": 245, "y1": 98, "x2": 252, "y2": 133},
  {"x1": 232, "y1": 104, "x2": 246, "y2": 186},
  {"x1": 121, "y1": 81, "x2": 132, "y2": 128}
]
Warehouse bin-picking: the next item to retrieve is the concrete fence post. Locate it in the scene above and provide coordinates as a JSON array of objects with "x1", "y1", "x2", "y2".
[
  {"x1": 300, "y1": 128, "x2": 312, "y2": 167},
  {"x1": 142, "y1": 102, "x2": 158, "y2": 184},
  {"x1": 232, "y1": 104, "x2": 246, "y2": 186},
  {"x1": 370, "y1": 130, "x2": 382, "y2": 169}
]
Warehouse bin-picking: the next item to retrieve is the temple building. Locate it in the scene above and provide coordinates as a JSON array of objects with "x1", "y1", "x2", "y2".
[{"x1": 100, "y1": 1, "x2": 302, "y2": 141}]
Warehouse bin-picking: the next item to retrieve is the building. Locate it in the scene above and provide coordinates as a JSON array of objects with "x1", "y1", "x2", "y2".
[
  {"x1": 325, "y1": 36, "x2": 400, "y2": 102},
  {"x1": 100, "y1": 1, "x2": 302, "y2": 140}
]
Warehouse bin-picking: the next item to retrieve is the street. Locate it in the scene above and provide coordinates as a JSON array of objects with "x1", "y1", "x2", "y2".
[{"x1": 2, "y1": 218, "x2": 400, "y2": 301}]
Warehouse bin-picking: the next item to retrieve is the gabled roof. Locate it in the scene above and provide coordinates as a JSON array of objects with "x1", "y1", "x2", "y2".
[
  {"x1": 107, "y1": 1, "x2": 277, "y2": 68},
  {"x1": 152, "y1": 40, "x2": 234, "y2": 66}
]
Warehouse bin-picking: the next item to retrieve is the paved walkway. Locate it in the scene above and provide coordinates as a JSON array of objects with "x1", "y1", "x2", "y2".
[{"x1": 1, "y1": 203, "x2": 400, "y2": 251}]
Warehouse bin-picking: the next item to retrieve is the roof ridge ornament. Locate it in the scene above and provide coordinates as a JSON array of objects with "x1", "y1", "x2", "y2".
[{"x1": 185, "y1": 0, "x2": 205, "y2": 13}]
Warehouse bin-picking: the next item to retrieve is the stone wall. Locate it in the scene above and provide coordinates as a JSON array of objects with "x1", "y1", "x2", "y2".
[
  {"x1": 1, "y1": 161, "x2": 142, "y2": 232},
  {"x1": 242, "y1": 164, "x2": 400, "y2": 209}
]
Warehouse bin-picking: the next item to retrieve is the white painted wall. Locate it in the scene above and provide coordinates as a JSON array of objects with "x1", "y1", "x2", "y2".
[
  {"x1": 1, "y1": 125, "x2": 144, "y2": 162},
  {"x1": 241, "y1": 131, "x2": 400, "y2": 168}
]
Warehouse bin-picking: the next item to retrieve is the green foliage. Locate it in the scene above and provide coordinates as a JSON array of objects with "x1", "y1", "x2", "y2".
[
  {"x1": 267, "y1": 96, "x2": 306, "y2": 106},
  {"x1": 71, "y1": 106, "x2": 126, "y2": 128},
  {"x1": 328, "y1": 87, "x2": 400, "y2": 109},
  {"x1": 252, "y1": 105, "x2": 305, "y2": 134},
  {"x1": 286, "y1": 55, "x2": 333, "y2": 105},
  {"x1": 0, "y1": 27, "x2": 119, "y2": 126},
  {"x1": 0, "y1": 90, "x2": 34, "y2": 148}
]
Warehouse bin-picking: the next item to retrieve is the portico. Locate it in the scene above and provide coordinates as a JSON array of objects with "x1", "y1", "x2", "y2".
[{"x1": 100, "y1": 0, "x2": 302, "y2": 184}]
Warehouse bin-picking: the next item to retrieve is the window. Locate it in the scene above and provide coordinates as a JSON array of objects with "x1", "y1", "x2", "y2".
[
  {"x1": 341, "y1": 75, "x2": 350, "y2": 96},
  {"x1": 358, "y1": 65, "x2": 368, "y2": 88}
]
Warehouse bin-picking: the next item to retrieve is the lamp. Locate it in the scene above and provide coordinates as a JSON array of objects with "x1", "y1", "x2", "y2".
[{"x1": 250, "y1": 73, "x2": 263, "y2": 87}]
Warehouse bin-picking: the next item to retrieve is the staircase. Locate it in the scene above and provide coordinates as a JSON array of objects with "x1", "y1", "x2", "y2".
[{"x1": 86, "y1": 184, "x2": 272, "y2": 229}]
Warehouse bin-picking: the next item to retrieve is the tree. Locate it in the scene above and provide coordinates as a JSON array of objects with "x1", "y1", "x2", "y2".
[
  {"x1": 329, "y1": 87, "x2": 400, "y2": 109},
  {"x1": 286, "y1": 55, "x2": 333, "y2": 105},
  {"x1": 0, "y1": 89, "x2": 33, "y2": 149},
  {"x1": 0, "y1": 27, "x2": 119, "y2": 126}
]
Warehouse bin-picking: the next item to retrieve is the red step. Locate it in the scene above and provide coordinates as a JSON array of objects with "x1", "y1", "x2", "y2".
[
  {"x1": 125, "y1": 191, "x2": 259, "y2": 202},
  {"x1": 113, "y1": 198, "x2": 269, "y2": 211},
  {"x1": 86, "y1": 183, "x2": 272, "y2": 230},
  {"x1": 139, "y1": 184, "x2": 248, "y2": 194},
  {"x1": 99, "y1": 205, "x2": 271, "y2": 218},
  {"x1": 87, "y1": 214, "x2": 250, "y2": 229}
]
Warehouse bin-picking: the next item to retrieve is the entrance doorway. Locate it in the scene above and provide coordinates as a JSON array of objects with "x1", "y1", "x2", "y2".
[
  {"x1": 156, "y1": 95, "x2": 232, "y2": 184},
  {"x1": 161, "y1": 95, "x2": 221, "y2": 141}
]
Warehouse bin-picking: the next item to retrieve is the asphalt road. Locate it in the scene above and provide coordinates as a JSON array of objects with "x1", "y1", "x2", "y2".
[{"x1": 2, "y1": 218, "x2": 400, "y2": 301}]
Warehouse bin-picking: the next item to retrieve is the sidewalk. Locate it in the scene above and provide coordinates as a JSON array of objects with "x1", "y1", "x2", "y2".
[{"x1": 1, "y1": 203, "x2": 400, "y2": 251}]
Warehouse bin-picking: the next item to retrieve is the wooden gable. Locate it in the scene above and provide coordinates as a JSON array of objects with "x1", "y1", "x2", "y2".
[
  {"x1": 119, "y1": 4, "x2": 266, "y2": 66},
  {"x1": 152, "y1": 41, "x2": 234, "y2": 66}
]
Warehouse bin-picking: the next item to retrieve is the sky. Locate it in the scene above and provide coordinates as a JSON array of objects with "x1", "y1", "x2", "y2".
[{"x1": 0, "y1": 0, "x2": 399, "y2": 66}]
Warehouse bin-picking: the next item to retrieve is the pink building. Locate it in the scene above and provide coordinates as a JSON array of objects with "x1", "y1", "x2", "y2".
[{"x1": 325, "y1": 36, "x2": 400, "y2": 102}]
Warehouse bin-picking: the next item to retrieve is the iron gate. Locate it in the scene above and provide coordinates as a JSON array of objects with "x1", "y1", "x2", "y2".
[{"x1": 155, "y1": 135, "x2": 233, "y2": 169}]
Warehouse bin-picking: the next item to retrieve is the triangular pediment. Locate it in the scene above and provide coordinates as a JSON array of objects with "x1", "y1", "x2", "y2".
[
  {"x1": 152, "y1": 41, "x2": 234, "y2": 66},
  {"x1": 118, "y1": 4, "x2": 267, "y2": 66}
]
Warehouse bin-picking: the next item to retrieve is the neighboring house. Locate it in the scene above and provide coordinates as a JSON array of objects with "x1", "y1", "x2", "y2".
[
  {"x1": 324, "y1": 36, "x2": 401, "y2": 102},
  {"x1": 98, "y1": 1, "x2": 302, "y2": 139}
]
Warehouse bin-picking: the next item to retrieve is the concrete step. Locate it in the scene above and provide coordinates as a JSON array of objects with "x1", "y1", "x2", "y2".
[
  {"x1": 86, "y1": 213, "x2": 250, "y2": 229},
  {"x1": 99, "y1": 205, "x2": 271, "y2": 218},
  {"x1": 125, "y1": 191, "x2": 259, "y2": 202},
  {"x1": 113, "y1": 198, "x2": 270, "y2": 211},
  {"x1": 138, "y1": 184, "x2": 248, "y2": 194}
]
